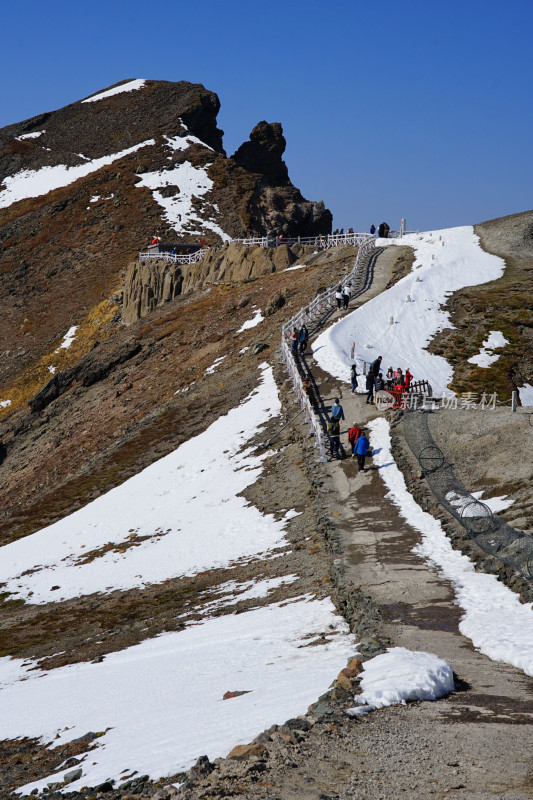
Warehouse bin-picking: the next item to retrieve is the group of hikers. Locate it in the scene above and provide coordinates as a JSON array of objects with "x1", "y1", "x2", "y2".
[
  {"x1": 332, "y1": 227, "x2": 355, "y2": 236},
  {"x1": 290, "y1": 324, "x2": 309, "y2": 356},
  {"x1": 326, "y1": 399, "x2": 370, "y2": 468},
  {"x1": 369, "y1": 222, "x2": 390, "y2": 238},
  {"x1": 355, "y1": 356, "x2": 414, "y2": 404},
  {"x1": 335, "y1": 284, "x2": 352, "y2": 309}
]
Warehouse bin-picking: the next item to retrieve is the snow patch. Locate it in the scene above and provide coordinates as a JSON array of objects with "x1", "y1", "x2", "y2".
[
  {"x1": 0, "y1": 400, "x2": 11, "y2": 409},
  {"x1": 55, "y1": 326, "x2": 78, "y2": 351},
  {"x1": 237, "y1": 309, "x2": 264, "y2": 333},
  {"x1": 205, "y1": 355, "x2": 226, "y2": 375},
  {"x1": 1, "y1": 597, "x2": 355, "y2": 794},
  {"x1": 16, "y1": 131, "x2": 45, "y2": 140},
  {"x1": 471, "y1": 491, "x2": 515, "y2": 513},
  {"x1": 0, "y1": 140, "x2": 154, "y2": 209},
  {"x1": 346, "y1": 647, "x2": 454, "y2": 716},
  {"x1": 518, "y1": 383, "x2": 533, "y2": 406},
  {"x1": 82, "y1": 79, "x2": 147, "y2": 103},
  {"x1": 284, "y1": 264, "x2": 306, "y2": 272},
  {"x1": 467, "y1": 330, "x2": 509, "y2": 367},
  {"x1": 135, "y1": 156, "x2": 230, "y2": 242},
  {"x1": 0, "y1": 365, "x2": 290, "y2": 604}
]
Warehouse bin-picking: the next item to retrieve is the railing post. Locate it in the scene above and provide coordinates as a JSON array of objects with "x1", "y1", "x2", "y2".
[{"x1": 512, "y1": 391, "x2": 517, "y2": 412}]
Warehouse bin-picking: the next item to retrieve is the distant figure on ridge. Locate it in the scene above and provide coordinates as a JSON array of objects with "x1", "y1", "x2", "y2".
[
  {"x1": 298, "y1": 324, "x2": 309, "y2": 354},
  {"x1": 370, "y1": 224, "x2": 376, "y2": 235}
]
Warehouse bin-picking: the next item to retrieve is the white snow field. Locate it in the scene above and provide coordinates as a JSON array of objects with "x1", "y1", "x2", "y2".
[
  {"x1": 313, "y1": 227, "x2": 506, "y2": 395},
  {"x1": 467, "y1": 330, "x2": 509, "y2": 367},
  {"x1": 368, "y1": 418, "x2": 533, "y2": 677},
  {"x1": 0, "y1": 597, "x2": 355, "y2": 794},
  {"x1": 82, "y1": 79, "x2": 147, "y2": 103},
  {"x1": 135, "y1": 135, "x2": 230, "y2": 241},
  {"x1": 0, "y1": 140, "x2": 154, "y2": 209},
  {"x1": 346, "y1": 647, "x2": 454, "y2": 716},
  {"x1": 0, "y1": 365, "x2": 293, "y2": 604}
]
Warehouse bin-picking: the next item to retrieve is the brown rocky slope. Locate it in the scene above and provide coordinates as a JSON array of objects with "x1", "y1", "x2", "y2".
[{"x1": 0, "y1": 78, "x2": 331, "y2": 388}]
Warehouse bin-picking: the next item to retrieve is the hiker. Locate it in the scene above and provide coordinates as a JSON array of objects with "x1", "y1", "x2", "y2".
[
  {"x1": 375, "y1": 372, "x2": 385, "y2": 392},
  {"x1": 348, "y1": 423, "x2": 361, "y2": 453},
  {"x1": 365, "y1": 370, "x2": 375, "y2": 404},
  {"x1": 371, "y1": 356, "x2": 383, "y2": 376},
  {"x1": 151, "y1": 235, "x2": 160, "y2": 244},
  {"x1": 342, "y1": 285, "x2": 351, "y2": 309},
  {"x1": 385, "y1": 366, "x2": 394, "y2": 389},
  {"x1": 405, "y1": 368, "x2": 413, "y2": 390},
  {"x1": 331, "y1": 398, "x2": 345, "y2": 422},
  {"x1": 291, "y1": 328, "x2": 298, "y2": 356},
  {"x1": 350, "y1": 363, "x2": 358, "y2": 394},
  {"x1": 335, "y1": 286, "x2": 343, "y2": 309},
  {"x1": 370, "y1": 224, "x2": 376, "y2": 235},
  {"x1": 395, "y1": 368, "x2": 405, "y2": 388},
  {"x1": 327, "y1": 418, "x2": 342, "y2": 459},
  {"x1": 298, "y1": 324, "x2": 309, "y2": 354},
  {"x1": 354, "y1": 430, "x2": 370, "y2": 471},
  {"x1": 303, "y1": 375, "x2": 316, "y2": 408}
]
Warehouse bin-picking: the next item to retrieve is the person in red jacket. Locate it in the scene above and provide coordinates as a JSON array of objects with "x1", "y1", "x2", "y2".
[
  {"x1": 405, "y1": 368, "x2": 413, "y2": 390},
  {"x1": 348, "y1": 423, "x2": 361, "y2": 455}
]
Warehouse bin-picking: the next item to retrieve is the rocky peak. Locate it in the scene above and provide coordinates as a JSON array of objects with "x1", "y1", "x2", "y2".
[{"x1": 232, "y1": 121, "x2": 289, "y2": 184}]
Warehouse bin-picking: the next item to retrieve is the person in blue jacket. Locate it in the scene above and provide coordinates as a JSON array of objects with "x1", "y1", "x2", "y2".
[{"x1": 353, "y1": 430, "x2": 370, "y2": 471}]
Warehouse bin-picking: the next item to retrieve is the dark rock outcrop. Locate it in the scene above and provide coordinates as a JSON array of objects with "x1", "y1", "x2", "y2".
[
  {"x1": 29, "y1": 340, "x2": 142, "y2": 412},
  {"x1": 232, "y1": 121, "x2": 289, "y2": 184}
]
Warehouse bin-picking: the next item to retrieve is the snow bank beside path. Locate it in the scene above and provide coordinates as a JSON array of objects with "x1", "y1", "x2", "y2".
[
  {"x1": 346, "y1": 647, "x2": 454, "y2": 716},
  {"x1": 0, "y1": 597, "x2": 355, "y2": 794},
  {"x1": 0, "y1": 365, "x2": 288, "y2": 604},
  {"x1": 368, "y1": 418, "x2": 533, "y2": 677},
  {"x1": 0, "y1": 140, "x2": 154, "y2": 209},
  {"x1": 313, "y1": 227, "x2": 506, "y2": 396}
]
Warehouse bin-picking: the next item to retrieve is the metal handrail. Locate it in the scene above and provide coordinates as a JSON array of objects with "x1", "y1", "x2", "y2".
[{"x1": 280, "y1": 234, "x2": 376, "y2": 459}]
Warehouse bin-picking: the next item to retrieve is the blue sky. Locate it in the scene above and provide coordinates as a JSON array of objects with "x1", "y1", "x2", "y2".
[{"x1": 1, "y1": 0, "x2": 532, "y2": 231}]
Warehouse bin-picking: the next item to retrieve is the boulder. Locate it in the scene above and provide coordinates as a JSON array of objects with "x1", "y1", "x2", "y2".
[{"x1": 227, "y1": 743, "x2": 268, "y2": 760}]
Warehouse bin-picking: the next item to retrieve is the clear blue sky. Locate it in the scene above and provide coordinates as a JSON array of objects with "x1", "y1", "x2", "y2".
[{"x1": 2, "y1": 0, "x2": 532, "y2": 232}]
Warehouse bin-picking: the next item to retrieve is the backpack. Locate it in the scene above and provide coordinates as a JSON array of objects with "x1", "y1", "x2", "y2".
[
  {"x1": 331, "y1": 405, "x2": 342, "y2": 420},
  {"x1": 327, "y1": 420, "x2": 340, "y2": 436}
]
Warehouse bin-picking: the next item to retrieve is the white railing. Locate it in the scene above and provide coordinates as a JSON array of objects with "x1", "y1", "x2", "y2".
[
  {"x1": 280, "y1": 233, "x2": 376, "y2": 460},
  {"x1": 233, "y1": 231, "x2": 369, "y2": 249},
  {"x1": 138, "y1": 231, "x2": 371, "y2": 264},
  {"x1": 138, "y1": 249, "x2": 207, "y2": 265}
]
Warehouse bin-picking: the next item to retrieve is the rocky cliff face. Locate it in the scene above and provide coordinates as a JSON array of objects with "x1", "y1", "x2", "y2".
[
  {"x1": 0, "y1": 78, "x2": 331, "y2": 384},
  {"x1": 122, "y1": 242, "x2": 309, "y2": 323}
]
